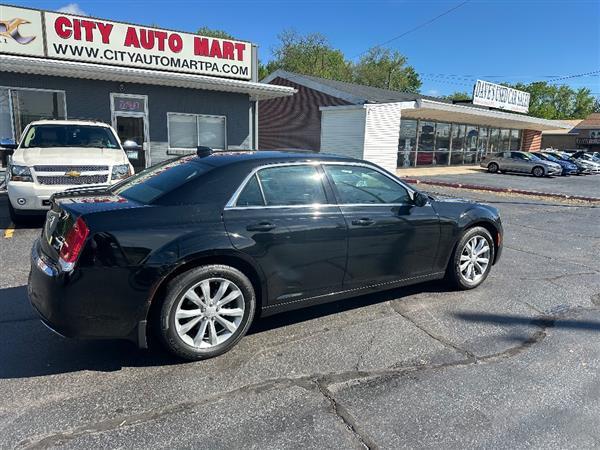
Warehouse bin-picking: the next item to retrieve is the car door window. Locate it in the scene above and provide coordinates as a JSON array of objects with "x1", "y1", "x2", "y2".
[
  {"x1": 235, "y1": 174, "x2": 264, "y2": 207},
  {"x1": 256, "y1": 165, "x2": 327, "y2": 206},
  {"x1": 324, "y1": 165, "x2": 411, "y2": 204}
]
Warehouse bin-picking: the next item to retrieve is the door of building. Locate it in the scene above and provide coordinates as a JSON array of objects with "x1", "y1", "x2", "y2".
[{"x1": 110, "y1": 93, "x2": 149, "y2": 172}]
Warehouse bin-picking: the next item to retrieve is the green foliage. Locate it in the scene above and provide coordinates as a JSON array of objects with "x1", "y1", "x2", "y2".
[
  {"x1": 444, "y1": 91, "x2": 472, "y2": 101},
  {"x1": 196, "y1": 27, "x2": 236, "y2": 40},
  {"x1": 352, "y1": 47, "x2": 421, "y2": 93},
  {"x1": 507, "y1": 82, "x2": 595, "y2": 119}
]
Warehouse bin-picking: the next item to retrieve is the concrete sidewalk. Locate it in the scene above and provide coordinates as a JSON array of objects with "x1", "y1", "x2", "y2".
[{"x1": 396, "y1": 165, "x2": 483, "y2": 177}]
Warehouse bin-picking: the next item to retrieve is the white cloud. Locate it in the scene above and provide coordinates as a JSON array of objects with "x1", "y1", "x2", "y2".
[
  {"x1": 57, "y1": 3, "x2": 88, "y2": 16},
  {"x1": 426, "y1": 89, "x2": 440, "y2": 97}
]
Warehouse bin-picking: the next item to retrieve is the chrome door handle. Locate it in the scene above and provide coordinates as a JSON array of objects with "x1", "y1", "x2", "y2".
[
  {"x1": 352, "y1": 218, "x2": 375, "y2": 226},
  {"x1": 246, "y1": 222, "x2": 276, "y2": 232}
]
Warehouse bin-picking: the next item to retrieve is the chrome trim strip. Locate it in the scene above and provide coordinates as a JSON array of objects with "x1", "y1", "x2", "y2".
[{"x1": 224, "y1": 160, "x2": 418, "y2": 210}]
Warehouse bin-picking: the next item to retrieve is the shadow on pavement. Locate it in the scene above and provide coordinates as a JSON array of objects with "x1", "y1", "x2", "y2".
[
  {"x1": 455, "y1": 312, "x2": 600, "y2": 332},
  {"x1": 0, "y1": 281, "x2": 448, "y2": 379}
]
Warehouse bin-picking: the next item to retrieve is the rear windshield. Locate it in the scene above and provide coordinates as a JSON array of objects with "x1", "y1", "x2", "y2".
[
  {"x1": 112, "y1": 156, "x2": 210, "y2": 204},
  {"x1": 22, "y1": 125, "x2": 120, "y2": 149}
]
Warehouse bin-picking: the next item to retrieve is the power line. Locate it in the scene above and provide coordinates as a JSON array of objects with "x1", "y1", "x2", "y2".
[{"x1": 352, "y1": 0, "x2": 470, "y2": 58}]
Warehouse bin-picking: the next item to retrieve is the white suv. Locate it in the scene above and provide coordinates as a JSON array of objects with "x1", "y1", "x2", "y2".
[{"x1": 6, "y1": 120, "x2": 135, "y2": 223}]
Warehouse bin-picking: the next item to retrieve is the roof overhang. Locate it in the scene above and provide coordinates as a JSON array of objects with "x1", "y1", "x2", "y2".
[
  {"x1": 0, "y1": 55, "x2": 296, "y2": 101},
  {"x1": 402, "y1": 99, "x2": 573, "y2": 132}
]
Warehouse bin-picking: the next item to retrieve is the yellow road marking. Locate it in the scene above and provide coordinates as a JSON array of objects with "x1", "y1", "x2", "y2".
[{"x1": 4, "y1": 224, "x2": 15, "y2": 238}]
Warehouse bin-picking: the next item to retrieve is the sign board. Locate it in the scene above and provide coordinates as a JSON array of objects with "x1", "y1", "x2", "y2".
[
  {"x1": 0, "y1": 5, "x2": 253, "y2": 80},
  {"x1": 0, "y1": 5, "x2": 44, "y2": 57},
  {"x1": 112, "y1": 95, "x2": 146, "y2": 113},
  {"x1": 472, "y1": 80, "x2": 530, "y2": 114}
]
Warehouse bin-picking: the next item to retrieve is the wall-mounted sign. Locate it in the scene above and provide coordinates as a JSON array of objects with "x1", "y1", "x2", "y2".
[
  {"x1": 472, "y1": 80, "x2": 530, "y2": 114},
  {"x1": 0, "y1": 5, "x2": 253, "y2": 80},
  {"x1": 0, "y1": 5, "x2": 44, "y2": 57},
  {"x1": 113, "y1": 95, "x2": 146, "y2": 113}
]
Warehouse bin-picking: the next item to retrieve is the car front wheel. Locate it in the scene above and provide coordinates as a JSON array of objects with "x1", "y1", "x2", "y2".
[
  {"x1": 487, "y1": 162, "x2": 499, "y2": 173},
  {"x1": 532, "y1": 166, "x2": 545, "y2": 177},
  {"x1": 447, "y1": 226, "x2": 495, "y2": 290},
  {"x1": 158, "y1": 264, "x2": 256, "y2": 360}
]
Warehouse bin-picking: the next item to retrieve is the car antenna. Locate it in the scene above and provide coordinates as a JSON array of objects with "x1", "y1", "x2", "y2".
[{"x1": 196, "y1": 146, "x2": 213, "y2": 158}]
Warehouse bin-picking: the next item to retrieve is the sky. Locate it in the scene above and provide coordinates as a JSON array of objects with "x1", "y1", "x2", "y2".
[{"x1": 8, "y1": 0, "x2": 600, "y2": 98}]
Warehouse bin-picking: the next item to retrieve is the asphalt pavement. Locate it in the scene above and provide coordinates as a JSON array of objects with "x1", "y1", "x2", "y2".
[
  {"x1": 0, "y1": 189, "x2": 599, "y2": 449},
  {"x1": 415, "y1": 171, "x2": 600, "y2": 199}
]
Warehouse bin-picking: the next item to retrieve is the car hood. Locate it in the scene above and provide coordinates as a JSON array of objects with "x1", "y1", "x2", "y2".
[{"x1": 13, "y1": 147, "x2": 129, "y2": 166}]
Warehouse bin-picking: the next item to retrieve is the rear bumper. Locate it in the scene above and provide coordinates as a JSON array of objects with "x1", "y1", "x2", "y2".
[{"x1": 28, "y1": 239, "x2": 148, "y2": 344}]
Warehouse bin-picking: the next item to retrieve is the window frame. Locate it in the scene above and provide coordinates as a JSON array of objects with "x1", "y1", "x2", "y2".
[
  {"x1": 225, "y1": 162, "x2": 418, "y2": 209},
  {"x1": 167, "y1": 112, "x2": 227, "y2": 153}
]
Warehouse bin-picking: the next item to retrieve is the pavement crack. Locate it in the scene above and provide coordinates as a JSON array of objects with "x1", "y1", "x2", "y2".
[
  {"x1": 314, "y1": 378, "x2": 375, "y2": 450},
  {"x1": 388, "y1": 302, "x2": 477, "y2": 361},
  {"x1": 355, "y1": 332, "x2": 377, "y2": 371},
  {"x1": 504, "y1": 245, "x2": 600, "y2": 272}
]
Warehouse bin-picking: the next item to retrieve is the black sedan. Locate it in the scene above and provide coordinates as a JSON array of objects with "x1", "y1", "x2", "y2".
[{"x1": 29, "y1": 151, "x2": 503, "y2": 360}]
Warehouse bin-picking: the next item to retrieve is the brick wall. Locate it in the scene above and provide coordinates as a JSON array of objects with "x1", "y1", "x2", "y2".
[{"x1": 522, "y1": 129, "x2": 542, "y2": 151}]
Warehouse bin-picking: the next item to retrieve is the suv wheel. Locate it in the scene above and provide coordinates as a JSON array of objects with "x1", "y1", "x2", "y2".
[
  {"x1": 158, "y1": 264, "x2": 256, "y2": 360},
  {"x1": 487, "y1": 162, "x2": 499, "y2": 173},
  {"x1": 532, "y1": 166, "x2": 545, "y2": 177},
  {"x1": 447, "y1": 226, "x2": 495, "y2": 290}
]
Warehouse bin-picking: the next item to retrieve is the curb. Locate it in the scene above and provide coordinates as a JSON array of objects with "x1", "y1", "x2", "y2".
[{"x1": 401, "y1": 178, "x2": 600, "y2": 203}]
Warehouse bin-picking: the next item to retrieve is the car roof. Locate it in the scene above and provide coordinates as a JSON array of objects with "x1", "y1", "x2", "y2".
[
  {"x1": 27, "y1": 120, "x2": 112, "y2": 127},
  {"x1": 193, "y1": 150, "x2": 363, "y2": 167}
]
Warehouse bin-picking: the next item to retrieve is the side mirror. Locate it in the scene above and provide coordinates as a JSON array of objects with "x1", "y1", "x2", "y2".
[
  {"x1": 122, "y1": 140, "x2": 142, "y2": 150},
  {"x1": 413, "y1": 191, "x2": 429, "y2": 207},
  {"x1": 0, "y1": 139, "x2": 17, "y2": 152}
]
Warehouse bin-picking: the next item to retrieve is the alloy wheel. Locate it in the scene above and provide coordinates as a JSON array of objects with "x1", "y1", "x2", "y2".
[
  {"x1": 458, "y1": 235, "x2": 491, "y2": 284},
  {"x1": 174, "y1": 277, "x2": 245, "y2": 348}
]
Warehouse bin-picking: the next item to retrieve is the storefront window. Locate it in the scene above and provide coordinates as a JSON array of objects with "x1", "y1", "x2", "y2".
[
  {"x1": 499, "y1": 129, "x2": 511, "y2": 151},
  {"x1": 435, "y1": 122, "x2": 450, "y2": 165},
  {"x1": 168, "y1": 113, "x2": 226, "y2": 152},
  {"x1": 477, "y1": 127, "x2": 489, "y2": 157},
  {"x1": 510, "y1": 129, "x2": 522, "y2": 150},
  {"x1": 10, "y1": 89, "x2": 66, "y2": 139},
  {"x1": 0, "y1": 89, "x2": 12, "y2": 141},
  {"x1": 397, "y1": 119, "x2": 417, "y2": 168},
  {"x1": 417, "y1": 121, "x2": 435, "y2": 166},
  {"x1": 450, "y1": 124, "x2": 465, "y2": 165},
  {"x1": 488, "y1": 128, "x2": 500, "y2": 153},
  {"x1": 464, "y1": 125, "x2": 478, "y2": 164}
]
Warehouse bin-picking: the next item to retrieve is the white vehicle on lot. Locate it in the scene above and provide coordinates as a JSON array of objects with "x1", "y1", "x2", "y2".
[{"x1": 5, "y1": 120, "x2": 134, "y2": 223}]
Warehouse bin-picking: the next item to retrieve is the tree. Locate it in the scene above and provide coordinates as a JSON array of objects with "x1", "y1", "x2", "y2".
[
  {"x1": 352, "y1": 47, "x2": 421, "y2": 93},
  {"x1": 263, "y1": 30, "x2": 353, "y2": 82},
  {"x1": 507, "y1": 82, "x2": 595, "y2": 119},
  {"x1": 444, "y1": 91, "x2": 471, "y2": 101},
  {"x1": 196, "y1": 26, "x2": 236, "y2": 40}
]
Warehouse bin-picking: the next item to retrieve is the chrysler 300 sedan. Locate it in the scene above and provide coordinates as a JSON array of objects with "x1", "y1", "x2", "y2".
[{"x1": 29, "y1": 151, "x2": 503, "y2": 360}]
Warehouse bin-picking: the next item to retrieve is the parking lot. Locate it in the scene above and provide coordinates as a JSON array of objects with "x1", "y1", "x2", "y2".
[{"x1": 1, "y1": 187, "x2": 599, "y2": 449}]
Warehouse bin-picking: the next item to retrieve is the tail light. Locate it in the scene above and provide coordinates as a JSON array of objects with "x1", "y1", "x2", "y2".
[{"x1": 58, "y1": 216, "x2": 89, "y2": 272}]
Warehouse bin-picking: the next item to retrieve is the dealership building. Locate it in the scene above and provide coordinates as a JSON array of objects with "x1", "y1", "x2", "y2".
[
  {"x1": 0, "y1": 4, "x2": 295, "y2": 170},
  {"x1": 260, "y1": 71, "x2": 572, "y2": 173}
]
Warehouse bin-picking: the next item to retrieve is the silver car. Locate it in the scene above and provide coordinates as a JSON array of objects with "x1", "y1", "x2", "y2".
[{"x1": 480, "y1": 151, "x2": 563, "y2": 177}]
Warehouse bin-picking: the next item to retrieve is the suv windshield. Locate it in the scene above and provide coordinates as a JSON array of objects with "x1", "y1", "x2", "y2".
[{"x1": 22, "y1": 125, "x2": 120, "y2": 149}]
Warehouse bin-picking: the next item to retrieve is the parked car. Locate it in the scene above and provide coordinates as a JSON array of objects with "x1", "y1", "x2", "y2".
[
  {"x1": 568, "y1": 152, "x2": 600, "y2": 174},
  {"x1": 544, "y1": 151, "x2": 591, "y2": 175},
  {"x1": 3, "y1": 120, "x2": 135, "y2": 224},
  {"x1": 480, "y1": 151, "x2": 562, "y2": 177},
  {"x1": 533, "y1": 152, "x2": 578, "y2": 176},
  {"x1": 28, "y1": 150, "x2": 503, "y2": 361}
]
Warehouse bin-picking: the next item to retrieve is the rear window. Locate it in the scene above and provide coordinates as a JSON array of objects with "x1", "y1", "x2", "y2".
[{"x1": 112, "y1": 157, "x2": 211, "y2": 204}]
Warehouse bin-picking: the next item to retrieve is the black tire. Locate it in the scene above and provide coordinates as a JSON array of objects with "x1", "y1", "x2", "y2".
[
  {"x1": 157, "y1": 264, "x2": 256, "y2": 361},
  {"x1": 446, "y1": 226, "x2": 495, "y2": 290},
  {"x1": 487, "y1": 162, "x2": 499, "y2": 173},
  {"x1": 532, "y1": 166, "x2": 545, "y2": 177},
  {"x1": 8, "y1": 202, "x2": 25, "y2": 226}
]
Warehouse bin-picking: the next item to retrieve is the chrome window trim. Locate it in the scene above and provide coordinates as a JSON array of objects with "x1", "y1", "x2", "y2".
[{"x1": 225, "y1": 160, "x2": 418, "y2": 210}]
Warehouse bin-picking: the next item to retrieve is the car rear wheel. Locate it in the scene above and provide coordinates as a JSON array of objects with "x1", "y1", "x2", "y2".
[
  {"x1": 158, "y1": 264, "x2": 256, "y2": 360},
  {"x1": 447, "y1": 226, "x2": 494, "y2": 290},
  {"x1": 487, "y1": 162, "x2": 499, "y2": 173},
  {"x1": 532, "y1": 166, "x2": 545, "y2": 177}
]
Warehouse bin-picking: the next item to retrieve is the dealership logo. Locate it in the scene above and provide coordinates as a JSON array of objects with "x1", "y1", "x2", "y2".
[
  {"x1": 0, "y1": 18, "x2": 37, "y2": 45},
  {"x1": 65, "y1": 170, "x2": 81, "y2": 178}
]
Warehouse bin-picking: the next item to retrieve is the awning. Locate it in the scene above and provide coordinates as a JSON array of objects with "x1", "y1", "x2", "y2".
[
  {"x1": 401, "y1": 99, "x2": 572, "y2": 132},
  {"x1": 0, "y1": 54, "x2": 296, "y2": 101}
]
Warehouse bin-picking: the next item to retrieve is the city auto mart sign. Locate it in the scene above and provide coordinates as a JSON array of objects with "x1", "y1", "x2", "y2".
[
  {"x1": 0, "y1": 5, "x2": 252, "y2": 80},
  {"x1": 472, "y1": 80, "x2": 530, "y2": 114}
]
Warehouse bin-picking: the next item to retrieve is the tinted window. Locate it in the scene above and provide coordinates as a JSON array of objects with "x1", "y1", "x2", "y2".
[
  {"x1": 236, "y1": 174, "x2": 264, "y2": 206},
  {"x1": 324, "y1": 165, "x2": 410, "y2": 204},
  {"x1": 256, "y1": 165, "x2": 327, "y2": 206},
  {"x1": 22, "y1": 125, "x2": 119, "y2": 149},
  {"x1": 113, "y1": 157, "x2": 210, "y2": 204}
]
